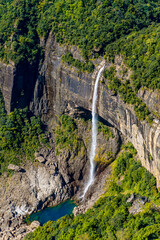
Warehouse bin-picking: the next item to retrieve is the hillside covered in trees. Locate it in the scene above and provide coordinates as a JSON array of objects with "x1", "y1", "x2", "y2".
[
  {"x1": 1, "y1": 0, "x2": 160, "y2": 239},
  {"x1": 0, "y1": 0, "x2": 160, "y2": 65}
]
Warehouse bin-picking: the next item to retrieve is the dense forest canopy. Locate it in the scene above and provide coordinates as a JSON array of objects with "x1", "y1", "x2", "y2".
[
  {"x1": 0, "y1": 0, "x2": 160, "y2": 64},
  {"x1": 105, "y1": 23, "x2": 160, "y2": 90}
]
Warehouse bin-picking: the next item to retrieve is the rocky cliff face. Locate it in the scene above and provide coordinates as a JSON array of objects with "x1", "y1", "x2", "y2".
[
  {"x1": 0, "y1": 62, "x2": 15, "y2": 113},
  {"x1": 0, "y1": 33, "x2": 160, "y2": 187},
  {"x1": 138, "y1": 88, "x2": 160, "y2": 117},
  {"x1": 29, "y1": 33, "x2": 160, "y2": 187},
  {"x1": 0, "y1": 60, "x2": 38, "y2": 113}
]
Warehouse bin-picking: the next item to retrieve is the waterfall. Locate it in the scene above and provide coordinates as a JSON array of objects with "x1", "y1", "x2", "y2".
[{"x1": 82, "y1": 65, "x2": 105, "y2": 198}]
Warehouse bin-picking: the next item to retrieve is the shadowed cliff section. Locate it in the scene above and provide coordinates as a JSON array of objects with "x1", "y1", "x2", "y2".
[{"x1": 0, "y1": 60, "x2": 39, "y2": 113}]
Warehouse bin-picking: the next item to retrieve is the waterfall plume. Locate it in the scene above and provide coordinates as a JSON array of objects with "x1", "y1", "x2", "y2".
[{"x1": 82, "y1": 65, "x2": 105, "y2": 198}]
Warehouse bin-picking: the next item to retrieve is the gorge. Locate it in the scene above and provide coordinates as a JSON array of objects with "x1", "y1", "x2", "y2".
[
  {"x1": 0, "y1": 0, "x2": 160, "y2": 238},
  {"x1": 0, "y1": 37, "x2": 160, "y2": 238},
  {"x1": 1, "y1": 35, "x2": 159, "y2": 187}
]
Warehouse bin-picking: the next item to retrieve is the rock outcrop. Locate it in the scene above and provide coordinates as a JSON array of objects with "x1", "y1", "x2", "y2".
[
  {"x1": 0, "y1": 143, "x2": 85, "y2": 238},
  {"x1": 0, "y1": 60, "x2": 39, "y2": 113},
  {"x1": 138, "y1": 88, "x2": 160, "y2": 117},
  {"x1": 8, "y1": 164, "x2": 22, "y2": 172},
  {"x1": 127, "y1": 194, "x2": 149, "y2": 215},
  {"x1": 0, "y1": 61, "x2": 15, "y2": 113},
  {"x1": 26, "y1": 34, "x2": 160, "y2": 187}
]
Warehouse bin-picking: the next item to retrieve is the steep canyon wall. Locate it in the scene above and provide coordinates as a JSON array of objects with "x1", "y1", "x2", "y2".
[{"x1": 1, "y1": 33, "x2": 160, "y2": 186}]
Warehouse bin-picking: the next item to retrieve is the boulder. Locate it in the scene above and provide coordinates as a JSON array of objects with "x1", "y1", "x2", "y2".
[
  {"x1": 127, "y1": 193, "x2": 135, "y2": 203},
  {"x1": 128, "y1": 195, "x2": 149, "y2": 214},
  {"x1": 7, "y1": 164, "x2": 21, "y2": 172},
  {"x1": 34, "y1": 152, "x2": 46, "y2": 163},
  {"x1": 36, "y1": 156, "x2": 46, "y2": 163},
  {"x1": 29, "y1": 221, "x2": 40, "y2": 230}
]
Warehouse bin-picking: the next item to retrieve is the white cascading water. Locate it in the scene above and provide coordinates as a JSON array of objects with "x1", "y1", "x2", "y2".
[{"x1": 82, "y1": 65, "x2": 105, "y2": 198}]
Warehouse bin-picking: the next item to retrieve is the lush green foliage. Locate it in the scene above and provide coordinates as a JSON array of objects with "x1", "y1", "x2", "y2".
[
  {"x1": 103, "y1": 66, "x2": 153, "y2": 122},
  {"x1": 55, "y1": 115, "x2": 83, "y2": 153},
  {"x1": 112, "y1": 143, "x2": 157, "y2": 197},
  {"x1": 25, "y1": 143, "x2": 160, "y2": 240},
  {"x1": 98, "y1": 121, "x2": 114, "y2": 140},
  {"x1": 0, "y1": 0, "x2": 160, "y2": 63},
  {"x1": 105, "y1": 23, "x2": 160, "y2": 90},
  {"x1": 62, "y1": 52, "x2": 94, "y2": 73},
  {"x1": 37, "y1": 0, "x2": 160, "y2": 58},
  {"x1": 0, "y1": 92, "x2": 47, "y2": 174},
  {"x1": 0, "y1": 0, "x2": 41, "y2": 63}
]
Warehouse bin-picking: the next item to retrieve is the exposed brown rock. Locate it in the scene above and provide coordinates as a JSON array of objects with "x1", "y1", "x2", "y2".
[
  {"x1": 138, "y1": 88, "x2": 160, "y2": 116},
  {"x1": 35, "y1": 155, "x2": 46, "y2": 163},
  {"x1": 8, "y1": 164, "x2": 21, "y2": 172},
  {"x1": 128, "y1": 195, "x2": 148, "y2": 215},
  {"x1": 29, "y1": 221, "x2": 40, "y2": 230}
]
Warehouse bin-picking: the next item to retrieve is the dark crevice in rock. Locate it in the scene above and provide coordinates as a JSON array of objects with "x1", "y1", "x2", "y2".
[{"x1": 11, "y1": 59, "x2": 40, "y2": 112}]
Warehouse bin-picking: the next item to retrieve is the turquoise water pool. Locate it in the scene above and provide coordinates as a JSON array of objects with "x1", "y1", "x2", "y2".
[{"x1": 27, "y1": 200, "x2": 76, "y2": 225}]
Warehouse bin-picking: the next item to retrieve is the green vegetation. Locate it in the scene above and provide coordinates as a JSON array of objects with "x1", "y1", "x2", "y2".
[
  {"x1": 98, "y1": 121, "x2": 114, "y2": 141},
  {"x1": 0, "y1": 92, "x2": 48, "y2": 175},
  {"x1": 25, "y1": 143, "x2": 160, "y2": 240},
  {"x1": 103, "y1": 66, "x2": 153, "y2": 122},
  {"x1": 55, "y1": 115, "x2": 83, "y2": 153},
  {"x1": 105, "y1": 23, "x2": 160, "y2": 91},
  {"x1": 62, "y1": 52, "x2": 94, "y2": 73},
  {"x1": 1, "y1": 1, "x2": 160, "y2": 238},
  {"x1": 36, "y1": 0, "x2": 160, "y2": 59},
  {"x1": 112, "y1": 142, "x2": 157, "y2": 198},
  {"x1": 0, "y1": 0, "x2": 160, "y2": 64},
  {"x1": 0, "y1": 0, "x2": 41, "y2": 64}
]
